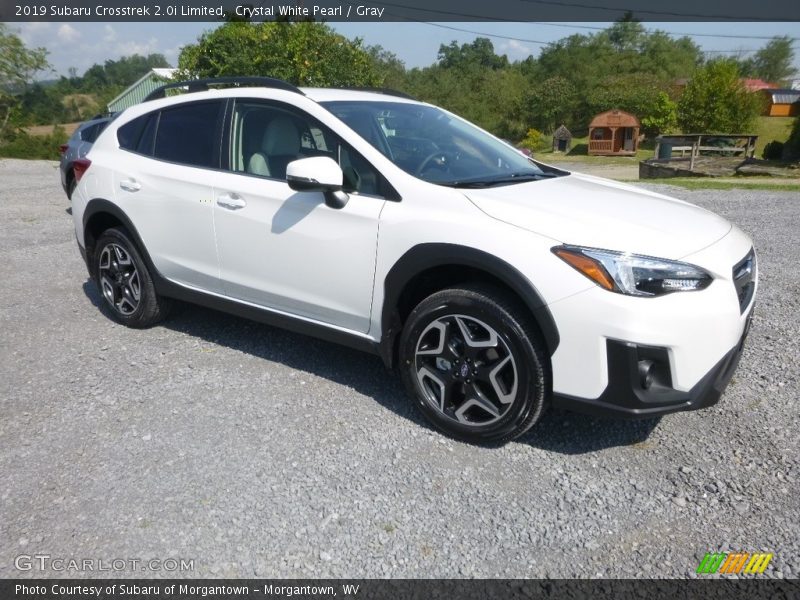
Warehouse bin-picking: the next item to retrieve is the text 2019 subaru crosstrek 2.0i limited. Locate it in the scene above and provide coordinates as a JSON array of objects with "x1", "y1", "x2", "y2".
[{"x1": 70, "y1": 77, "x2": 756, "y2": 444}]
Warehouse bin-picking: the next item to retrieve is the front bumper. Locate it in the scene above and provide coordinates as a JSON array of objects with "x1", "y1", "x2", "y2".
[{"x1": 552, "y1": 307, "x2": 753, "y2": 418}]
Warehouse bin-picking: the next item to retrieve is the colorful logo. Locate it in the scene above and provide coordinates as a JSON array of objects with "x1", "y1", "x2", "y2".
[{"x1": 696, "y1": 552, "x2": 773, "y2": 575}]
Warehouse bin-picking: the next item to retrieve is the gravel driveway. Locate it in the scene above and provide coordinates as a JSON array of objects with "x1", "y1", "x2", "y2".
[{"x1": 0, "y1": 159, "x2": 797, "y2": 579}]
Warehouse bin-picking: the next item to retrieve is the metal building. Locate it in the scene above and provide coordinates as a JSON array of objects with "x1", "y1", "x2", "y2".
[{"x1": 107, "y1": 68, "x2": 176, "y2": 113}]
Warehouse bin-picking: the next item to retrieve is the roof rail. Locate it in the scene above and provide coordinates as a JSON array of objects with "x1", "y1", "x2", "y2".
[
  {"x1": 339, "y1": 87, "x2": 418, "y2": 101},
  {"x1": 143, "y1": 76, "x2": 305, "y2": 102}
]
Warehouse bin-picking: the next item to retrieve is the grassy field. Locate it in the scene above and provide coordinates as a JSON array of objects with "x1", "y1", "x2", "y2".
[{"x1": 752, "y1": 116, "x2": 794, "y2": 156}]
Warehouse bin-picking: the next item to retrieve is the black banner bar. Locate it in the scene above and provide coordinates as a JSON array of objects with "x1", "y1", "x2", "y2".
[
  {"x1": 1, "y1": 0, "x2": 799, "y2": 23},
  {"x1": 2, "y1": 579, "x2": 799, "y2": 600}
]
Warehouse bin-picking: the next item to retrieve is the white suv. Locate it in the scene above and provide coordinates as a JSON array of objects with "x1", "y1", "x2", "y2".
[{"x1": 71, "y1": 77, "x2": 756, "y2": 444}]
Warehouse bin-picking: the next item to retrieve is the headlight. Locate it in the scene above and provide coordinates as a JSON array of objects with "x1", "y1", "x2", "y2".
[{"x1": 552, "y1": 245, "x2": 712, "y2": 297}]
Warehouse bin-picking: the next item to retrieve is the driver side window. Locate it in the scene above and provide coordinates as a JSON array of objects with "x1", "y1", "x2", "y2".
[{"x1": 228, "y1": 100, "x2": 385, "y2": 197}]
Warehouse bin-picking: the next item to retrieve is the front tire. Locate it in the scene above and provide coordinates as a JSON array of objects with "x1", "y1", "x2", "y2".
[
  {"x1": 399, "y1": 284, "x2": 550, "y2": 445},
  {"x1": 94, "y1": 227, "x2": 171, "y2": 328}
]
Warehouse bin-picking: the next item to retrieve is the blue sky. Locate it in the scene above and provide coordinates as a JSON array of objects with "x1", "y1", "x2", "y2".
[{"x1": 14, "y1": 21, "x2": 800, "y2": 79}]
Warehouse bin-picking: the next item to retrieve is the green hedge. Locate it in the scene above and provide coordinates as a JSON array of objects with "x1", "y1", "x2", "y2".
[{"x1": 0, "y1": 126, "x2": 67, "y2": 160}]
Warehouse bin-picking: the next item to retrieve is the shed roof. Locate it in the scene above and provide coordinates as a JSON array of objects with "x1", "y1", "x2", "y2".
[
  {"x1": 763, "y1": 88, "x2": 800, "y2": 105},
  {"x1": 589, "y1": 109, "x2": 640, "y2": 128},
  {"x1": 552, "y1": 124, "x2": 572, "y2": 139},
  {"x1": 741, "y1": 78, "x2": 776, "y2": 92}
]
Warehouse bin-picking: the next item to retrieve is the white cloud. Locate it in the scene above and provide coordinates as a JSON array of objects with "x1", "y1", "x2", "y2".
[
  {"x1": 114, "y1": 37, "x2": 161, "y2": 56},
  {"x1": 499, "y1": 39, "x2": 533, "y2": 60},
  {"x1": 57, "y1": 24, "x2": 81, "y2": 43},
  {"x1": 103, "y1": 25, "x2": 117, "y2": 43}
]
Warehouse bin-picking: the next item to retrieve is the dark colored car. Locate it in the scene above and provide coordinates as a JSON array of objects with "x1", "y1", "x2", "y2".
[{"x1": 60, "y1": 116, "x2": 112, "y2": 199}]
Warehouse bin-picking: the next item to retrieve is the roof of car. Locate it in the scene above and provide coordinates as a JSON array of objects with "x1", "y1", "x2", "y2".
[{"x1": 300, "y1": 88, "x2": 421, "y2": 104}]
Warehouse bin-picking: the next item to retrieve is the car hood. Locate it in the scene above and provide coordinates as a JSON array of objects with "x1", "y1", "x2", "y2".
[{"x1": 463, "y1": 172, "x2": 732, "y2": 259}]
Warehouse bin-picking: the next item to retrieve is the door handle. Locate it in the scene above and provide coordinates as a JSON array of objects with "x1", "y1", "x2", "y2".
[
  {"x1": 216, "y1": 193, "x2": 247, "y2": 210},
  {"x1": 119, "y1": 179, "x2": 141, "y2": 192}
]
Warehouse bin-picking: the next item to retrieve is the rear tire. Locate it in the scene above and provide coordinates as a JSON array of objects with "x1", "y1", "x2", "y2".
[
  {"x1": 93, "y1": 227, "x2": 171, "y2": 328},
  {"x1": 399, "y1": 284, "x2": 550, "y2": 445}
]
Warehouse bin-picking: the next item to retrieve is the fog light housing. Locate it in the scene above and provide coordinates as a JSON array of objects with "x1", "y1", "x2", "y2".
[{"x1": 638, "y1": 360, "x2": 655, "y2": 389}]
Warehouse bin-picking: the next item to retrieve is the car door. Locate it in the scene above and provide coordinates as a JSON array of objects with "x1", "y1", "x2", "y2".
[
  {"x1": 114, "y1": 101, "x2": 224, "y2": 293},
  {"x1": 211, "y1": 99, "x2": 386, "y2": 334}
]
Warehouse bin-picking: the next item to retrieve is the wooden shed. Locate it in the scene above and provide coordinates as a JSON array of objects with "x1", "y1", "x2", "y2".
[
  {"x1": 588, "y1": 109, "x2": 640, "y2": 156},
  {"x1": 760, "y1": 89, "x2": 800, "y2": 117},
  {"x1": 552, "y1": 125, "x2": 572, "y2": 152}
]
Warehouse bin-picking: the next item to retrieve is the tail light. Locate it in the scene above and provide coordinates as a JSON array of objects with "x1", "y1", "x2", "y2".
[
  {"x1": 73, "y1": 158, "x2": 92, "y2": 183},
  {"x1": 59, "y1": 144, "x2": 69, "y2": 154}
]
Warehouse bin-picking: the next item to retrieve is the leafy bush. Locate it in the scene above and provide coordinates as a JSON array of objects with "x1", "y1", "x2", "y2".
[
  {"x1": 762, "y1": 140, "x2": 784, "y2": 160},
  {"x1": 677, "y1": 60, "x2": 762, "y2": 133},
  {"x1": 517, "y1": 128, "x2": 550, "y2": 153},
  {"x1": 0, "y1": 126, "x2": 67, "y2": 160},
  {"x1": 641, "y1": 92, "x2": 678, "y2": 135},
  {"x1": 783, "y1": 116, "x2": 800, "y2": 162}
]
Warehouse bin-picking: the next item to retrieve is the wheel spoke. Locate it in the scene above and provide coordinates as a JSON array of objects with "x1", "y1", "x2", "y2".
[
  {"x1": 455, "y1": 391, "x2": 500, "y2": 424},
  {"x1": 416, "y1": 320, "x2": 447, "y2": 356},
  {"x1": 417, "y1": 366, "x2": 448, "y2": 411},
  {"x1": 99, "y1": 247, "x2": 111, "y2": 270},
  {"x1": 100, "y1": 276, "x2": 116, "y2": 305},
  {"x1": 126, "y1": 271, "x2": 141, "y2": 301},
  {"x1": 488, "y1": 354, "x2": 518, "y2": 405},
  {"x1": 114, "y1": 245, "x2": 132, "y2": 266},
  {"x1": 455, "y1": 316, "x2": 498, "y2": 348}
]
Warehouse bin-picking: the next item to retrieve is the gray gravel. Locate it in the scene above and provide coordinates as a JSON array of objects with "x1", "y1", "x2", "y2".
[{"x1": 0, "y1": 159, "x2": 798, "y2": 579}]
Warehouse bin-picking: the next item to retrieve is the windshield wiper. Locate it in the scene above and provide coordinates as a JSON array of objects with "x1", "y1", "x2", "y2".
[{"x1": 444, "y1": 172, "x2": 558, "y2": 188}]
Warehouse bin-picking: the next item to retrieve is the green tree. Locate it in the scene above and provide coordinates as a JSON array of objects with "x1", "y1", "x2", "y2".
[
  {"x1": 526, "y1": 76, "x2": 577, "y2": 133},
  {"x1": 585, "y1": 73, "x2": 666, "y2": 120},
  {"x1": 366, "y1": 45, "x2": 406, "y2": 90},
  {"x1": 404, "y1": 61, "x2": 527, "y2": 140},
  {"x1": 739, "y1": 36, "x2": 796, "y2": 84},
  {"x1": 437, "y1": 38, "x2": 509, "y2": 71},
  {"x1": 641, "y1": 91, "x2": 678, "y2": 135},
  {"x1": 177, "y1": 21, "x2": 380, "y2": 87},
  {"x1": 677, "y1": 60, "x2": 762, "y2": 133},
  {"x1": 0, "y1": 24, "x2": 49, "y2": 138},
  {"x1": 604, "y1": 13, "x2": 646, "y2": 52}
]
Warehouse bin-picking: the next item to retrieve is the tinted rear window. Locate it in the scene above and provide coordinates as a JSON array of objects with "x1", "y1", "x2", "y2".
[
  {"x1": 153, "y1": 101, "x2": 222, "y2": 168},
  {"x1": 118, "y1": 115, "x2": 149, "y2": 151}
]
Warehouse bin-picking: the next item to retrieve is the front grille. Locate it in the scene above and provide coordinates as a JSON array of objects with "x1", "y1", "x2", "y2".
[{"x1": 732, "y1": 248, "x2": 756, "y2": 314}]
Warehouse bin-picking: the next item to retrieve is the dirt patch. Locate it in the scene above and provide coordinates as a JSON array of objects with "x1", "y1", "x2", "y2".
[
  {"x1": 542, "y1": 160, "x2": 640, "y2": 180},
  {"x1": 24, "y1": 123, "x2": 81, "y2": 137}
]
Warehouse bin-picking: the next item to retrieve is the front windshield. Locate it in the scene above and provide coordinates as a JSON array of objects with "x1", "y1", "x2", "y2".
[{"x1": 321, "y1": 100, "x2": 554, "y2": 187}]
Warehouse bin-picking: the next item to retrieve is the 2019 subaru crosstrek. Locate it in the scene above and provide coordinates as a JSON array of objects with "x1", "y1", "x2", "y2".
[{"x1": 70, "y1": 77, "x2": 756, "y2": 444}]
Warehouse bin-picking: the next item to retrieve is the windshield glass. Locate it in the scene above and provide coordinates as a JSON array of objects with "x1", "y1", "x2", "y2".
[{"x1": 321, "y1": 100, "x2": 555, "y2": 187}]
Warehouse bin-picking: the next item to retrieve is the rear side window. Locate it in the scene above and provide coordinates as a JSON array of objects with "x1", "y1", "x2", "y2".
[
  {"x1": 118, "y1": 115, "x2": 150, "y2": 151},
  {"x1": 135, "y1": 114, "x2": 158, "y2": 155},
  {"x1": 80, "y1": 124, "x2": 98, "y2": 143},
  {"x1": 153, "y1": 101, "x2": 223, "y2": 168},
  {"x1": 81, "y1": 121, "x2": 109, "y2": 143},
  {"x1": 93, "y1": 120, "x2": 109, "y2": 140}
]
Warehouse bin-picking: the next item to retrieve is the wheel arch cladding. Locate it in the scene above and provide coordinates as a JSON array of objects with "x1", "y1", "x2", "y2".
[
  {"x1": 380, "y1": 243, "x2": 560, "y2": 368},
  {"x1": 83, "y1": 199, "x2": 158, "y2": 283}
]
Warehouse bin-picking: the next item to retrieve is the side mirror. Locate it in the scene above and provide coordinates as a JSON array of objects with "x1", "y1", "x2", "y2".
[{"x1": 286, "y1": 156, "x2": 349, "y2": 209}]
